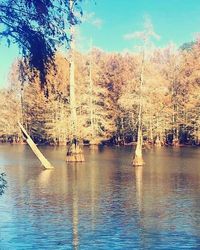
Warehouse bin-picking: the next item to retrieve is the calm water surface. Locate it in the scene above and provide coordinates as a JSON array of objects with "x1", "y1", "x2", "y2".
[{"x1": 0, "y1": 145, "x2": 200, "y2": 249}]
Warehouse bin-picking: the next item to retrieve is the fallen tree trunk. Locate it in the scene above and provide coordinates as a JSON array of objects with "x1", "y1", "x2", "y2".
[{"x1": 18, "y1": 122, "x2": 54, "y2": 169}]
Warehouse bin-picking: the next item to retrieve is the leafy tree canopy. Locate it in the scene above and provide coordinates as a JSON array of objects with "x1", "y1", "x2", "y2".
[
  {"x1": 0, "y1": 0, "x2": 83, "y2": 87},
  {"x1": 179, "y1": 41, "x2": 196, "y2": 51}
]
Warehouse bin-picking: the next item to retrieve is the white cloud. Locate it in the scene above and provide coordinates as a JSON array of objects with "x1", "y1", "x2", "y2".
[
  {"x1": 123, "y1": 17, "x2": 160, "y2": 42},
  {"x1": 81, "y1": 11, "x2": 103, "y2": 29},
  {"x1": 123, "y1": 31, "x2": 145, "y2": 41},
  {"x1": 91, "y1": 18, "x2": 103, "y2": 28}
]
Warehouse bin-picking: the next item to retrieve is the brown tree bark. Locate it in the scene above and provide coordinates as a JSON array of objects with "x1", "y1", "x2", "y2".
[{"x1": 66, "y1": 0, "x2": 84, "y2": 162}]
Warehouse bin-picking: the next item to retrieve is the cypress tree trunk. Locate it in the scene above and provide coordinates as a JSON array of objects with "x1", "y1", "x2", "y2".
[
  {"x1": 133, "y1": 127, "x2": 144, "y2": 166},
  {"x1": 89, "y1": 47, "x2": 95, "y2": 144},
  {"x1": 155, "y1": 114, "x2": 162, "y2": 147},
  {"x1": 133, "y1": 50, "x2": 145, "y2": 166},
  {"x1": 155, "y1": 135, "x2": 162, "y2": 147},
  {"x1": 195, "y1": 125, "x2": 200, "y2": 145},
  {"x1": 66, "y1": 0, "x2": 84, "y2": 162},
  {"x1": 149, "y1": 118, "x2": 154, "y2": 143}
]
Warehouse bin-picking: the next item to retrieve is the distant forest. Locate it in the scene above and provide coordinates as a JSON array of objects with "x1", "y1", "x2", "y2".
[{"x1": 1, "y1": 40, "x2": 200, "y2": 146}]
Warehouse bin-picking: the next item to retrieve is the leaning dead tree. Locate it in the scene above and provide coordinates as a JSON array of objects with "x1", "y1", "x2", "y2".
[{"x1": 19, "y1": 122, "x2": 54, "y2": 169}]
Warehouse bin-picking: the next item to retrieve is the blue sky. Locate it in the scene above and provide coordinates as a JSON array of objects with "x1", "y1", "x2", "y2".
[
  {"x1": 80, "y1": 0, "x2": 200, "y2": 50},
  {"x1": 1, "y1": 0, "x2": 200, "y2": 86}
]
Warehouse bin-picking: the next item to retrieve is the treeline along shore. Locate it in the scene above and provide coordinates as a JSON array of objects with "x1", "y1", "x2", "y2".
[{"x1": 1, "y1": 41, "x2": 200, "y2": 147}]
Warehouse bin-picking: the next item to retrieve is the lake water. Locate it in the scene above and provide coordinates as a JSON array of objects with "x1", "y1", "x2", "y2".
[{"x1": 0, "y1": 144, "x2": 200, "y2": 249}]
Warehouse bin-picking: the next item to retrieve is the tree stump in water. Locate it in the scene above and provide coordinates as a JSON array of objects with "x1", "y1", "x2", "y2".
[
  {"x1": 172, "y1": 138, "x2": 180, "y2": 147},
  {"x1": 133, "y1": 155, "x2": 145, "y2": 166},
  {"x1": 89, "y1": 144, "x2": 99, "y2": 150},
  {"x1": 66, "y1": 140, "x2": 85, "y2": 162},
  {"x1": 133, "y1": 129, "x2": 145, "y2": 166},
  {"x1": 155, "y1": 136, "x2": 162, "y2": 147}
]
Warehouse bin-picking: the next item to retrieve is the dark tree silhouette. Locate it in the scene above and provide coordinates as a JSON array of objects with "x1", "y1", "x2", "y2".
[{"x1": 0, "y1": 0, "x2": 83, "y2": 88}]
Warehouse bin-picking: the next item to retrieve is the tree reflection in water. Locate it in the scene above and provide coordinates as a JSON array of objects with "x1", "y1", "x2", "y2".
[
  {"x1": 0, "y1": 173, "x2": 7, "y2": 196},
  {"x1": 72, "y1": 166, "x2": 79, "y2": 250}
]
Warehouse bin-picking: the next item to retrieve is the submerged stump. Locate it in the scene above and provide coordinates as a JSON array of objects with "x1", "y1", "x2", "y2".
[
  {"x1": 133, "y1": 129, "x2": 145, "y2": 166},
  {"x1": 172, "y1": 138, "x2": 180, "y2": 147},
  {"x1": 133, "y1": 154, "x2": 145, "y2": 166},
  {"x1": 66, "y1": 140, "x2": 85, "y2": 162},
  {"x1": 155, "y1": 136, "x2": 162, "y2": 147}
]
